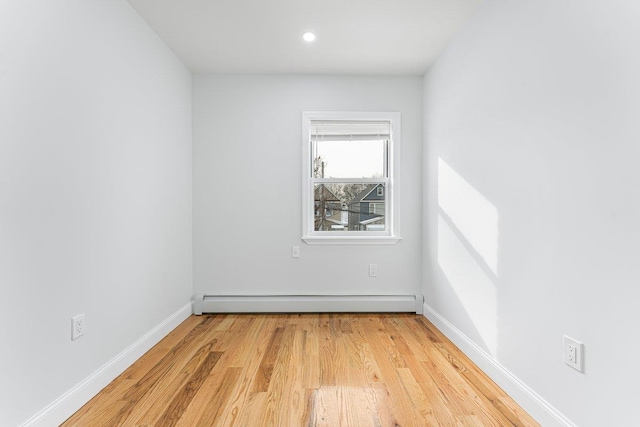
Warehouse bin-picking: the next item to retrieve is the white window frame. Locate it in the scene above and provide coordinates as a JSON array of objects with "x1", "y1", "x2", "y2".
[{"x1": 301, "y1": 111, "x2": 401, "y2": 245}]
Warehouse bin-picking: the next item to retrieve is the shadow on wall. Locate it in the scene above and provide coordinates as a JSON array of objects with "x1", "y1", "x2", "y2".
[{"x1": 436, "y1": 158, "x2": 500, "y2": 356}]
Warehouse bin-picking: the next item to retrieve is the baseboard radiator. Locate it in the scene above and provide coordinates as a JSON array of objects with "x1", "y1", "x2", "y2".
[{"x1": 193, "y1": 294, "x2": 424, "y2": 315}]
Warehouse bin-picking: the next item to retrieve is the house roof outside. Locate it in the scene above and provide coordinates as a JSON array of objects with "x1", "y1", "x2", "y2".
[
  {"x1": 314, "y1": 185, "x2": 340, "y2": 202},
  {"x1": 348, "y1": 184, "x2": 383, "y2": 206}
]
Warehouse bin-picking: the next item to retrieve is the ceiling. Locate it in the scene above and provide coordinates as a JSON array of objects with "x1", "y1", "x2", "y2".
[{"x1": 126, "y1": 0, "x2": 481, "y2": 75}]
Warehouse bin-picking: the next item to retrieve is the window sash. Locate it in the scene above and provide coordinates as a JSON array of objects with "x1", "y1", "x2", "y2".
[
  {"x1": 309, "y1": 179, "x2": 389, "y2": 233},
  {"x1": 310, "y1": 138, "x2": 389, "y2": 179}
]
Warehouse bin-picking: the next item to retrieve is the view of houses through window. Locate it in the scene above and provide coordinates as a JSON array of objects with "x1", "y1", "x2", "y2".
[{"x1": 313, "y1": 182, "x2": 386, "y2": 231}]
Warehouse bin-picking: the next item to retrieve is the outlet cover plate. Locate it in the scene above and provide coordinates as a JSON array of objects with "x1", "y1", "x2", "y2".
[
  {"x1": 369, "y1": 264, "x2": 378, "y2": 277},
  {"x1": 563, "y1": 335, "x2": 583, "y2": 372},
  {"x1": 72, "y1": 314, "x2": 85, "y2": 340}
]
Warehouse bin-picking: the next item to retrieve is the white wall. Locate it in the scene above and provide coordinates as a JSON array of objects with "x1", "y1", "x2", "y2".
[
  {"x1": 423, "y1": 0, "x2": 640, "y2": 425},
  {"x1": 193, "y1": 75, "x2": 422, "y2": 297},
  {"x1": 0, "y1": 1, "x2": 192, "y2": 425}
]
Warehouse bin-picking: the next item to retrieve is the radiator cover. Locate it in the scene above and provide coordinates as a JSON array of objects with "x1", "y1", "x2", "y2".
[{"x1": 193, "y1": 294, "x2": 424, "y2": 315}]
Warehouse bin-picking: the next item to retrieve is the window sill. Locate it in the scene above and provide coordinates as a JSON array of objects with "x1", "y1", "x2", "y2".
[{"x1": 302, "y1": 235, "x2": 402, "y2": 245}]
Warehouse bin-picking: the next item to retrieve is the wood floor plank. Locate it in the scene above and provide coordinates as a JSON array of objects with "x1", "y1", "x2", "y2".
[
  {"x1": 386, "y1": 322, "x2": 461, "y2": 425},
  {"x1": 203, "y1": 315, "x2": 271, "y2": 427},
  {"x1": 62, "y1": 313, "x2": 539, "y2": 427},
  {"x1": 285, "y1": 329, "x2": 307, "y2": 426},
  {"x1": 359, "y1": 316, "x2": 422, "y2": 426},
  {"x1": 261, "y1": 324, "x2": 298, "y2": 427},
  {"x1": 340, "y1": 325, "x2": 377, "y2": 387},
  {"x1": 195, "y1": 367, "x2": 243, "y2": 427},
  {"x1": 174, "y1": 316, "x2": 265, "y2": 427},
  {"x1": 308, "y1": 386, "x2": 340, "y2": 426},
  {"x1": 367, "y1": 382, "x2": 404, "y2": 427},
  {"x1": 232, "y1": 391, "x2": 266, "y2": 427},
  {"x1": 125, "y1": 318, "x2": 229, "y2": 426},
  {"x1": 397, "y1": 367, "x2": 447, "y2": 427},
  {"x1": 155, "y1": 351, "x2": 223, "y2": 426},
  {"x1": 318, "y1": 314, "x2": 337, "y2": 387},
  {"x1": 301, "y1": 316, "x2": 321, "y2": 390},
  {"x1": 252, "y1": 326, "x2": 286, "y2": 393}
]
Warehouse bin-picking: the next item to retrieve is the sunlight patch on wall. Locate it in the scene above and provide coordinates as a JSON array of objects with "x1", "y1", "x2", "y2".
[
  {"x1": 438, "y1": 158, "x2": 499, "y2": 274},
  {"x1": 437, "y1": 158, "x2": 499, "y2": 356},
  {"x1": 438, "y1": 213, "x2": 498, "y2": 355}
]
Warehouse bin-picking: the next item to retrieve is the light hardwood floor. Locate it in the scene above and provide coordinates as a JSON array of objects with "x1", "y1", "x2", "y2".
[{"x1": 62, "y1": 314, "x2": 539, "y2": 426}]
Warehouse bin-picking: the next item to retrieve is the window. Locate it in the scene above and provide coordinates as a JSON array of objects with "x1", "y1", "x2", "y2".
[
  {"x1": 302, "y1": 112, "x2": 401, "y2": 244},
  {"x1": 369, "y1": 202, "x2": 384, "y2": 216}
]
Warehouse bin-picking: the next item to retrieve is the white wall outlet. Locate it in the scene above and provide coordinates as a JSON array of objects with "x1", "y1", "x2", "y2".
[
  {"x1": 563, "y1": 335, "x2": 583, "y2": 372},
  {"x1": 291, "y1": 245, "x2": 300, "y2": 258},
  {"x1": 369, "y1": 264, "x2": 378, "y2": 277},
  {"x1": 72, "y1": 314, "x2": 85, "y2": 340}
]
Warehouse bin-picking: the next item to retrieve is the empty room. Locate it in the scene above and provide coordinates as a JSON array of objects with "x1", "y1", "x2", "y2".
[{"x1": 2, "y1": 0, "x2": 639, "y2": 426}]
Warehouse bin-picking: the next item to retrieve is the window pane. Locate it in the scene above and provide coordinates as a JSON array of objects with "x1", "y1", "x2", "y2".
[
  {"x1": 313, "y1": 139, "x2": 384, "y2": 178},
  {"x1": 313, "y1": 183, "x2": 386, "y2": 231}
]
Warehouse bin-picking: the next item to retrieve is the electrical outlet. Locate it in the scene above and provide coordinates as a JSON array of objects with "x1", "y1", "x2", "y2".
[
  {"x1": 292, "y1": 245, "x2": 300, "y2": 258},
  {"x1": 72, "y1": 314, "x2": 85, "y2": 340},
  {"x1": 369, "y1": 264, "x2": 378, "y2": 277},
  {"x1": 563, "y1": 335, "x2": 583, "y2": 372}
]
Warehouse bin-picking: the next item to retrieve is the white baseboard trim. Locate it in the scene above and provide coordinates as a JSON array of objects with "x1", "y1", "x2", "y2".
[
  {"x1": 423, "y1": 303, "x2": 575, "y2": 427},
  {"x1": 20, "y1": 303, "x2": 192, "y2": 427},
  {"x1": 195, "y1": 294, "x2": 423, "y2": 314}
]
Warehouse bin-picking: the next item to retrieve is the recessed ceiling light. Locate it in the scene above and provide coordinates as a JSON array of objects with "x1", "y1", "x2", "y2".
[{"x1": 302, "y1": 32, "x2": 316, "y2": 42}]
